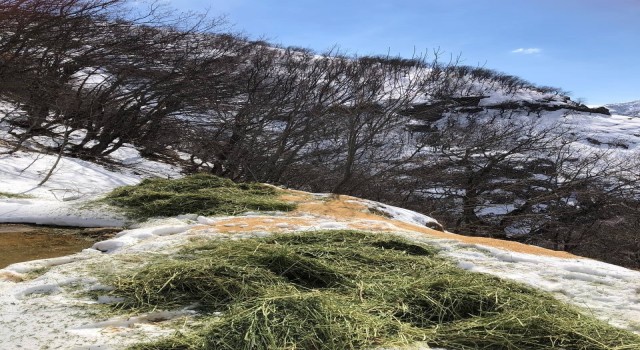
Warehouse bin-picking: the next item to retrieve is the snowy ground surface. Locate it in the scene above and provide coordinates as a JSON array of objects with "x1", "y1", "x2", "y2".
[
  {"x1": 561, "y1": 111, "x2": 640, "y2": 151},
  {"x1": 0, "y1": 144, "x2": 181, "y2": 227}
]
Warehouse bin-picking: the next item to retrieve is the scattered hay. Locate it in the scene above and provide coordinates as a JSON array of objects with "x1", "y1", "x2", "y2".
[
  {"x1": 104, "y1": 174, "x2": 295, "y2": 219},
  {"x1": 0, "y1": 270, "x2": 25, "y2": 282},
  {"x1": 106, "y1": 231, "x2": 640, "y2": 350},
  {"x1": 0, "y1": 191, "x2": 33, "y2": 198}
]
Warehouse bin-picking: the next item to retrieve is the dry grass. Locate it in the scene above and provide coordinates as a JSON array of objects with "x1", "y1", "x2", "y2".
[{"x1": 0, "y1": 191, "x2": 33, "y2": 198}]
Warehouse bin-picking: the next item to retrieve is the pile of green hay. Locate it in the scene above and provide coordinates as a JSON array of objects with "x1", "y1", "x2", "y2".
[
  {"x1": 104, "y1": 174, "x2": 295, "y2": 219},
  {"x1": 106, "y1": 231, "x2": 640, "y2": 350}
]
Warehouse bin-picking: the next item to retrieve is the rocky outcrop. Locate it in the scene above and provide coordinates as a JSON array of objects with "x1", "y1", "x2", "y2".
[{"x1": 403, "y1": 96, "x2": 611, "y2": 128}]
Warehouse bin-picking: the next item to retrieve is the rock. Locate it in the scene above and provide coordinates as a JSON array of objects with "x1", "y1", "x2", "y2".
[
  {"x1": 425, "y1": 221, "x2": 445, "y2": 232},
  {"x1": 590, "y1": 106, "x2": 611, "y2": 115}
]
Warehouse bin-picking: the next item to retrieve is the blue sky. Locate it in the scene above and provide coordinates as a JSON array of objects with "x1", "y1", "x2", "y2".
[{"x1": 167, "y1": 0, "x2": 639, "y2": 105}]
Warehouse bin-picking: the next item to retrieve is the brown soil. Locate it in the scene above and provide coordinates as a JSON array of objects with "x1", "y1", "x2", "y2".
[
  {"x1": 285, "y1": 191, "x2": 575, "y2": 258},
  {"x1": 198, "y1": 190, "x2": 576, "y2": 259}
]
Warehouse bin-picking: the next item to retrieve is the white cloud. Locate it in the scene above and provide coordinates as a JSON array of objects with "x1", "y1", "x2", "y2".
[{"x1": 511, "y1": 48, "x2": 542, "y2": 54}]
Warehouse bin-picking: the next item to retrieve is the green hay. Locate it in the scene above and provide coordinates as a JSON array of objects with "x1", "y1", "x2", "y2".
[
  {"x1": 205, "y1": 293, "x2": 402, "y2": 350},
  {"x1": 258, "y1": 250, "x2": 347, "y2": 289},
  {"x1": 105, "y1": 231, "x2": 640, "y2": 350},
  {"x1": 0, "y1": 191, "x2": 33, "y2": 198},
  {"x1": 104, "y1": 174, "x2": 295, "y2": 219}
]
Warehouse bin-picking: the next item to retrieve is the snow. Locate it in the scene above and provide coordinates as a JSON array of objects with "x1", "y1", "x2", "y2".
[
  {"x1": 0, "y1": 141, "x2": 181, "y2": 227},
  {"x1": 69, "y1": 67, "x2": 113, "y2": 90},
  {"x1": 0, "y1": 254, "x2": 193, "y2": 349},
  {"x1": 565, "y1": 112, "x2": 640, "y2": 151},
  {"x1": 93, "y1": 224, "x2": 194, "y2": 253},
  {"x1": 352, "y1": 199, "x2": 440, "y2": 227},
  {"x1": 478, "y1": 88, "x2": 555, "y2": 107},
  {"x1": 605, "y1": 99, "x2": 640, "y2": 117},
  {"x1": 0, "y1": 197, "x2": 126, "y2": 227},
  {"x1": 474, "y1": 203, "x2": 517, "y2": 217},
  {"x1": 0, "y1": 150, "x2": 139, "y2": 200}
]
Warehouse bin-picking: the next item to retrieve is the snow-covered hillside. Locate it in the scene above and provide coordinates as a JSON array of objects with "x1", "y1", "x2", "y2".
[{"x1": 605, "y1": 100, "x2": 640, "y2": 117}]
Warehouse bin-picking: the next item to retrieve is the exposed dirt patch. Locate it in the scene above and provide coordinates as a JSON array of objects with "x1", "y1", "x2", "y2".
[
  {"x1": 194, "y1": 191, "x2": 576, "y2": 259},
  {"x1": 192, "y1": 216, "x2": 319, "y2": 234},
  {"x1": 283, "y1": 192, "x2": 576, "y2": 258},
  {"x1": 282, "y1": 192, "x2": 576, "y2": 258},
  {"x1": 391, "y1": 221, "x2": 575, "y2": 258}
]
